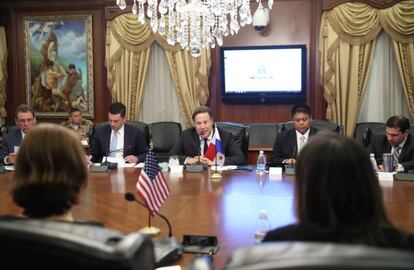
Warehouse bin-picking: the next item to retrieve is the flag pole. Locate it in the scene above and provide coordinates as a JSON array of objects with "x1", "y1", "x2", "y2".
[
  {"x1": 210, "y1": 149, "x2": 222, "y2": 181},
  {"x1": 138, "y1": 211, "x2": 161, "y2": 237}
]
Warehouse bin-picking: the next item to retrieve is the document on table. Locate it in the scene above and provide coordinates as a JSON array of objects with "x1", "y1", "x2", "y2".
[{"x1": 105, "y1": 157, "x2": 144, "y2": 168}]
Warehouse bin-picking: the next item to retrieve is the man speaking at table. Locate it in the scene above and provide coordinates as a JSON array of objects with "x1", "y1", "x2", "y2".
[{"x1": 169, "y1": 106, "x2": 245, "y2": 166}]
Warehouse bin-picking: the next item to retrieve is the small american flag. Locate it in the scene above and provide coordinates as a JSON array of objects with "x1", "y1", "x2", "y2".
[{"x1": 136, "y1": 149, "x2": 170, "y2": 215}]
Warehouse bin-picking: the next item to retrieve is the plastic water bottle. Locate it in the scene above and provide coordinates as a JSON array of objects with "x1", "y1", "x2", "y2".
[
  {"x1": 254, "y1": 209, "x2": 271, "y2": 244},
  {"x1": 370, "y1": 153, "x2": 378, "y2": 172},
  {"x1": 256, "y1": 150, "x2": 266, "y2": 175}
]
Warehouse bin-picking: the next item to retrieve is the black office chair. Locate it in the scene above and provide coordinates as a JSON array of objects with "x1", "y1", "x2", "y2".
[
  {"x1": 247, "y1": 123, "x2": 279, "y2": 148},
  {"x1": 0, "y1": 217, "x2": 155, "y2": 270},
  {"x1": 223, "y1": 242, "x2": 414, "y2": 270},
  {"x1": 2, "y1": 125, "x2": 19, "y2": 135},
  {"x1": 127, "y1": 121, "x2": 150, "y2": 147},
  {"x1": 354, "y1": 122, "x2": 386, "y2": 148},
  {"x1": 409, "y1": 123, "x2": 414, "y2": 135},
  {"x1": 150, "y1": 121, "x2": 182, "y2": 162},
  {"x1": 216, "y1": 121, "x2": 248, "y2": 164},
  {"x1": 281, "y1": 120, "x2": 342, "y2": 134}
]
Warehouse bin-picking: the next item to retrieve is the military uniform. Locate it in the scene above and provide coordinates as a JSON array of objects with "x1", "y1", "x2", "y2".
[{"x1": 61, "y1": 119, "x2": 93, "y2": 143}]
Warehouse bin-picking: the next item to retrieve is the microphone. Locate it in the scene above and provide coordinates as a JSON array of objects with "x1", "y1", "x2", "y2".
[
  {"x1": 124, "y1": 192, "x2": 172, "y2": 237},
  {"x1": 291, "y1": 146, "x2": 296, "y2": 164},
  {"x1": 124, "y1": 192, "x2": 182, "y2": 267},
  {"x1": 285, "y1": 146, "x2": 296, "y2": 175}
]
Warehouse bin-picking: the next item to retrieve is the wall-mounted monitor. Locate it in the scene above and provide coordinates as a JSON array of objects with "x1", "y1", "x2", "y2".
[{"x1": 220, "y1": 44, "x2": 307, "y2": 104}]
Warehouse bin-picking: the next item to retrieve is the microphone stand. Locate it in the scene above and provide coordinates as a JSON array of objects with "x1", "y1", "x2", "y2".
[
  {"x1": 124, "y1": 193, "x2": 182, "y2": 266},
  {"x1": 210, "y1": 150, "x2": 222, "y2": 181}
]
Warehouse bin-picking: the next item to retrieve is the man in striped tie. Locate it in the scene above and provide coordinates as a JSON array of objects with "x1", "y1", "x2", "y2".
[{"x1": 367, "y1": 115, "x2": 414, "y2": 172}]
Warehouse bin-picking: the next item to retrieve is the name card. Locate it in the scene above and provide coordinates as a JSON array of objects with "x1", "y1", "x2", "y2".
[
  {"x1": 269, "y1": 167, "x2": 283, "y2": 180},
  {"x1": 377, "y1": 172, "x2": 394, "y2": 181}
]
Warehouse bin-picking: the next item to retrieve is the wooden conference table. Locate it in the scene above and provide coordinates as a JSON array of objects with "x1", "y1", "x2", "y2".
[{"x1": 1, "y1": 167, "x2": 414, "y2": 268}]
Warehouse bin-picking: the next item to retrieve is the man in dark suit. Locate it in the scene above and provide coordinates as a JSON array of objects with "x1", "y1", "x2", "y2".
[
  {"x1": 0, "y1": 105, "x2": 37, "y2": 165},
  {"x1": 367, "y1": 115, "x2": 414, "y2": 172},
  {"x1": 270, "y1": 104, "x2": 318, "y2": 165},
  {"x1": 88, "y1": 102, "x2": 148, "y2": 163},
  {"x1": 169, "y1": 106, "x2": 245, "y2": 165}
]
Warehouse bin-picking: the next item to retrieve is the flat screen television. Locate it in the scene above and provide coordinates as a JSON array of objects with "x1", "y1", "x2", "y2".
[{"x1": 220, "y1": 44, "x2": 307, "y2": 104}]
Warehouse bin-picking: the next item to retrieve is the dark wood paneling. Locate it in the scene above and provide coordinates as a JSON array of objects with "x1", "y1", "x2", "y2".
[
  {"x1": 0, "y1": 0, "x2": 109, "y2": 124},
  {"x1": 2, "y1": 0, "x2": 324, "y2": 125},
  {"x1": 209, "y1": 0, "x2": 324, "y2": 124}
]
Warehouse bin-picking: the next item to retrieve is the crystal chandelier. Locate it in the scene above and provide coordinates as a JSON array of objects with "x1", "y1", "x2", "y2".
[{"x1": 116, "y1": 0, "x2": 273, "y2": 57}]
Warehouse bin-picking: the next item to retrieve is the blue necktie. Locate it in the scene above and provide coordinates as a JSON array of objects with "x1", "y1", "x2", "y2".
[{"x1": 109, "y1": 131, "x2": 118, "y2": 157}]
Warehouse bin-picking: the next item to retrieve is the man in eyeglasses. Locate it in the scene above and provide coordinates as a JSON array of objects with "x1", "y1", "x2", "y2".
[
  {"x1": 367, "y1": 115, "x2": 414, "y2": 172},
  {"x1": 0, "y1": 105, "x2": 37, "y2": 164}
]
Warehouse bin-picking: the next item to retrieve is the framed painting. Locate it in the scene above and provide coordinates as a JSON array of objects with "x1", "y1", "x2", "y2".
[{"x1": 24, "y1": 15, "x2": 94, "y2": 117}]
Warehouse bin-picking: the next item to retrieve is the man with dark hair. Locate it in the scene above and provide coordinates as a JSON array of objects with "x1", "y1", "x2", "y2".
[
  {"x1": 367, "y1": 115, "x2": 414, "y2": 172},
  {"x1": 270, "y1": 104, "x2": 318, "y2": 165},
  {"x1": 61, "y1": 107, "x2": 93, "y2": 144},
  {"x1": 169, "y1": 105, "x2": 245, "y2": 165},
  {"x1": 0, "y1": 104, "x2": 37, "y2": 164},
  {"x1": 88, "y1": 102, "x2": 148, "y2": 163}
]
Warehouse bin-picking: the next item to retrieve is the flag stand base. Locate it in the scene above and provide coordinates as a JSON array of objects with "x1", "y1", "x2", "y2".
[
  {"x1": 138, "y1": 226, "x2": 160, "y2": 237},
  {"x1": 210, "y1": 172, "x2": 222, "y2": 182}
]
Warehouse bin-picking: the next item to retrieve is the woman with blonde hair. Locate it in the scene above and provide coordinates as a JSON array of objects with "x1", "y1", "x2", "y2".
[{"x1": 12, "y1": 123, "x2": 87, "y2": 220}]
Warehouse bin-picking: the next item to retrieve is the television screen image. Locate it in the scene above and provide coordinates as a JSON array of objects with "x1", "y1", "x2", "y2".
[{"x1": 220, "y1": 45, "x2": 307, "y2": 104}]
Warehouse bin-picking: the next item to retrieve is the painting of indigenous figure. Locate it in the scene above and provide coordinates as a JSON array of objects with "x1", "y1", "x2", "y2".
[{"x1": 24, "y1": 15, "x2": 94, "y2": 117}]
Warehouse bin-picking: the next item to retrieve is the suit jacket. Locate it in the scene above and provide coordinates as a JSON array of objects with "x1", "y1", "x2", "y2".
[
  {"x1": 270, "y1": 127, "x2": 318, "y2": 165},
  {"x1": 263, "y1": 223, "x2": 414, "y2": 251},
  {"x1": 89, "y1": 123, "x2": 148, "y2": 163},
  {"x1": 0, "y1": 129, "x2": 23, "y2": 164},
  {"x1": 367, "y1": 134, "x2": 414, "y2": 172},
  {"x1": 168, "y1": 127, "x2": 245, "y2": 165}
]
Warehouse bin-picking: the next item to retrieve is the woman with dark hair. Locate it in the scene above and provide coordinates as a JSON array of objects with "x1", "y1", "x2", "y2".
[
  {"x1": 263, "y1": 132, "x2": 414, "y2": 250},
  {"x1": 11, "y1": 123, "x2": 88, "y2": 220}
]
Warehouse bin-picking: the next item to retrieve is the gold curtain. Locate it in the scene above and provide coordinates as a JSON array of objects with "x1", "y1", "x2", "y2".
[
  {"x1": 0, "y1": 27, "x2": 7, "y2": 123},
  {"x1": 320, "y1": 1, "x2": 414, "y2": 136},
  {"x1": 320, "y1": 2, "x2": 379, "y2": 136},
  {"x1": 106, "y1": 14, "x2": 152, "y2": 120},
  {"x1": 379, "y1": 1, "x2": 414, "y2": 120},
  {"x1": 106, "y1": 13, "x2": 211, "y2": 124},
  {"x1": 163, "y1": 49, "x2": 211, "y2": 127}
]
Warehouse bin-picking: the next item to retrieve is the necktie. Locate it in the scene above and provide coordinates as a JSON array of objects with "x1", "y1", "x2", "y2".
[
  {"x1": 298, "y1": 135, "x2": 305, "y2": 152},
  {"x1": 393, "y1": 145, "x2": 401, "y2": 163},
  {"x1": 109, "y1": 131, "x2": 118, "y2": 157},
  {"x1": 203, "y1": 138, "x2": 209, "y2": 154}
]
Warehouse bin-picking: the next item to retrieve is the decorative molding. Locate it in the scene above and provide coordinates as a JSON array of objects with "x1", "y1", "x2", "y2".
[
  {"x1": 323, "y1": 0, "x2": 403, "y2": 10},
  {"x1": 104, "y1": 6, "x2": 132, "y2": 20}
]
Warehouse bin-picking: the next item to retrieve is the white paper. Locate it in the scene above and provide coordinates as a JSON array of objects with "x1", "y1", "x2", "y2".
[
  {"x1": 4, "y1": 165, "x2": 15, "y2": 171},
  {"x1": 13, "y1": 146, "x2": 19, "y2": 154},
  {"x1": 377, "y1": 172, "x2": 394, "y2": 181},
  {"x1": 102, "y1": 157, "x2": 144, "y2": 168},
  {"x1": 156, "y1": 266, "x2": 181, "y2": 270},
  {"x1": 105, "y1": 157, "x2": 124, "y2": 164},
  {"x1": 81, "y1": 140, "x2": 88, "y2": 146},
  {"x1": 211, "y1": 165, "x2": 237, "y2": 171},
  {"x1": 169, "y1": 165, "x2": 183, "y2": 172},
  {"x1": 134, "y1": 162, "x2": 145, "y2": 168},
  {"x1": 269, "y1": 167, "x2": 283, "y2": 181}
]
